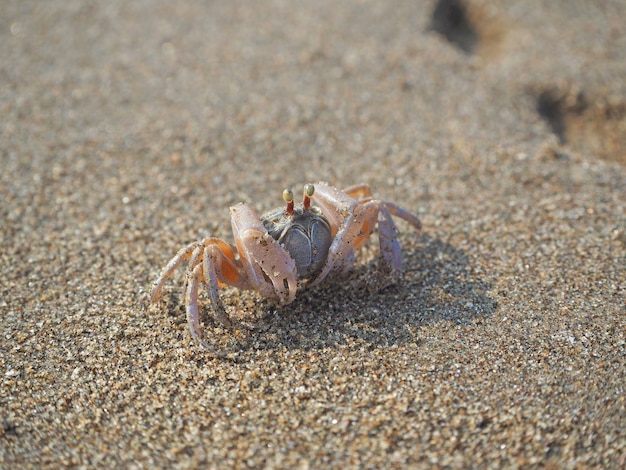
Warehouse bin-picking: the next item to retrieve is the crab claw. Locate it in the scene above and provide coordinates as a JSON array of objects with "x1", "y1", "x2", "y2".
[{"x1": 230, "y1": 203, "x2": 298, "y2": 304}]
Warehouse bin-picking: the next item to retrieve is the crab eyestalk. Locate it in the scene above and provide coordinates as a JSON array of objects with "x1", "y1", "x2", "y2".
[
  {"x1": 283, "y1": 188, "x2": 295, "y2": 214},
  {"x1": 303, "y1": 184, "x2": 315, "y2": 210}
]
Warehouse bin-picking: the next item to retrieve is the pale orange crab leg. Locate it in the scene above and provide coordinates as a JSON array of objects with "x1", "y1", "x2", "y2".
[
  {"x1": 150, "y1": 237, "x2": 243, "y2": 302},
  {"x1": 345, "y1": 183, "x2": 422, "y2": 230},
  {"x1": 201, "y1": 239, "x2": 247, "y2": 289},
  {"x1": 381, "y1": 201, "x2": 422, "y2": 231},
  {"x1": 376, "y1": 204, "x2": 403, "y2": 277},
  {"x1": 151, "y1": 237, "x2": 250, "y2": 349},
  {"x1": 343, "y1": 183, "x2": 373, "y2": 200},
  {"x1": 185, "y1": 263, "x2": 206, "y2": 345},
  {"x1": 150, "y1": 241, "x2": 203, "y2": 301},
  {"x1": 201, "y1": 244, "x2": 242, "y2": 329},
  {"x1": 186, "y1": 263, "x2": 229, "y2": 354},
  {"x1": 308, "y1": 183, "x2": 356, "y2": 236}
]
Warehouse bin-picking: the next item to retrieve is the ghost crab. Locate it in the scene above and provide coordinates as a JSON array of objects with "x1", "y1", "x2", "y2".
[{"x1": 150, "y1": 182, "x2": 421, "y2": 350}]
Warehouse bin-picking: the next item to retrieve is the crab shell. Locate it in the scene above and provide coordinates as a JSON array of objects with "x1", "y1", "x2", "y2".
[{"x1": 261, "y1": 205, "x2": 332, "y2": 280}]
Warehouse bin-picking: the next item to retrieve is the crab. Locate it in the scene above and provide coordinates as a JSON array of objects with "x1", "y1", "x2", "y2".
[{"x1": 150, "y1": 182, "x2": 421, "y2": 350}]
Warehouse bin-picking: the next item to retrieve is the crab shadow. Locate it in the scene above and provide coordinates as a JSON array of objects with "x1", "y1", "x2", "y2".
[{"x1": 234, "y1": 233, "x2": 497, "y2": 353}]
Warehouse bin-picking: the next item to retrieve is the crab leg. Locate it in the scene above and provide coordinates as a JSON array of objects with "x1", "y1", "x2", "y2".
[
  {"x1": 150, "y1": 237, "x2": 243, "y2": 301},
  {"x1": 185, "y1": 264, "x2": 205, "y2": 344},
  {"x1": 184, "y1": 244, "x2": 239, "y2": 349},
  {"x1": 311, "y1": 183, "x2": 359, "y2": 235},
  {"x1": 344, "y1": 182, "x2": 422, "y2": 230},
  {"x1": 182, "y1": 244, "x2": 203, "y2": 298},
  {"x1": 184, "y1": 263, "x2": 230, "y2": 353},
  {"x1": 382, "y1": 201, "x2": 422, "y2": 230},
  {"x1": 150, "y1": 241, "x2": 201, "y2": 301},
  {"x1": 343, "y1": 183, "x2": 373, "y2": 200},
  {"x1": 202, "y1": 245, "x2": 234, "y2": 328},
  {"x1": 376, "y1": 205, "x2": 403, "y2": 277}
]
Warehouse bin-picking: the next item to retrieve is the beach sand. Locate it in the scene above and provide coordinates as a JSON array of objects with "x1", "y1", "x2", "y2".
[{"x1": 1, "y1": 0, "x2": 625, "y2": 467}]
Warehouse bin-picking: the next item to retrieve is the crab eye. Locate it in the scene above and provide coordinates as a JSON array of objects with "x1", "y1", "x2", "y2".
[
  {"x1": 304, "y1": 184, "x2": 315, "y2": 198},
  {"x1": 283, "y1": 188, "x2": 295, "y2": 214},
  {"x1": 303, "y1": 184, "x2": 314, "y2": 209},
  {"x1": 282, "y1": 189, "x2": 294, "y2": 203}
]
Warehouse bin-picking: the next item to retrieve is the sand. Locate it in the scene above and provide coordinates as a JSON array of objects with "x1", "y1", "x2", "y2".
[{"x1": 1, "y1": 0, "x2": 625, "y2": 468}]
